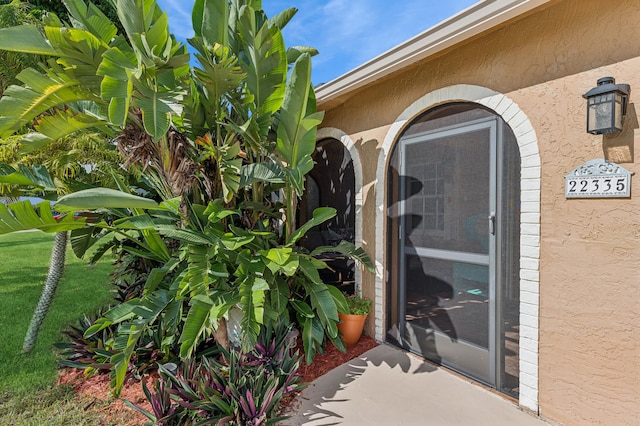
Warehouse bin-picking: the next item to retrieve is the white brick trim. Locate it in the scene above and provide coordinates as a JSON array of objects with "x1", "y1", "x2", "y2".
[
  {"x1": 375, "y1": 85, "x2": 541, "y2": 412},
  {"x1": 316, "y1": 128, "x2": 365, "y2": 296}
]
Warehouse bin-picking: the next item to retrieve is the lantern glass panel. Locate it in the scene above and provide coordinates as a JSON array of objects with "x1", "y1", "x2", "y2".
[
  {"x1": 614, "y1": 93, "x2": 623, "y2": 130},
  {"x1": 588, "y1": 93, "x2": 613, "y2": 131},
  {"x1": 588, "y1": 104, "x2": 597, "y2": 132}
]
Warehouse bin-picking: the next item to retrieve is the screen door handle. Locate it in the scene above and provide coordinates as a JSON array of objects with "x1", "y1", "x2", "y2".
[{"x1": 489, "y1": 212, "x2": 496, "y2": 235}]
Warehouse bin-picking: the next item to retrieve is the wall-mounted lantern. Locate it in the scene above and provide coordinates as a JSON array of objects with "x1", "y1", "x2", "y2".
[{"x1": 582, "y1": 77, "x2": 630, "y2": 135}]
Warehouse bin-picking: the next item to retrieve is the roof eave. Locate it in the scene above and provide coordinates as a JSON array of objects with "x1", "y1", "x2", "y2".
[{"x1": 315, "y1": 0, "x2": 554, "y2": 108}]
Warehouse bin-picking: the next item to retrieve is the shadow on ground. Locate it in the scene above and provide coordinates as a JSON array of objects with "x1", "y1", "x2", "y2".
[{"x1": 283, "y1": 344, "x2": 436, "y2": 425}]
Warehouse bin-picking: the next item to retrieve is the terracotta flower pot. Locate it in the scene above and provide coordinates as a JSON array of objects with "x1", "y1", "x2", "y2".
[{"x1": 338, "y1": 312, "x2": 367, "y2": 347}]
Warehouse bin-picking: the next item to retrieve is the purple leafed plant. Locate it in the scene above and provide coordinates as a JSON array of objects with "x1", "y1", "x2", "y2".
[
  {"x1": 128, "y1": 322, "x2": 304, "y2": 425},
  {"x1": 124, "y1": 378, "x2": 185, "y2": 426}
]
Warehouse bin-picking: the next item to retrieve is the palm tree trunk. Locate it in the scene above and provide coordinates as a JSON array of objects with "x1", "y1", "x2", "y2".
[{"x1": 23, "y1": 231, "x2": 67, "y2": 352}]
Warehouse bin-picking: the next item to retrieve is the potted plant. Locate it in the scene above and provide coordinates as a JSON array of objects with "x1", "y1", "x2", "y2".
[{"x1": 337, "y1": 293, "x2": 372, "y2": 347}]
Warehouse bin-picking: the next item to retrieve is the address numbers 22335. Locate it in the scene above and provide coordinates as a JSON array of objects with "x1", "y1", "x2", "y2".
[
  {"x1": 565, "y1": 175, "x2": 629, "y2": 198},
  {"x1": 565, "y1": 159, "x2": 633, "y2": 199}
]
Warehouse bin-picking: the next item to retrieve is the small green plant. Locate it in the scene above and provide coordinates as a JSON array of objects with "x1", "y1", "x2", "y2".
[
  {"x1": 56, "y1": 308, "x2": 178, "y2": 379},
  {"x1": 344, "y1": 293, "x2": 371, "y2": 316},
  {"x1": 54, "y1": 309, "x2": 115, "y2": 376}
]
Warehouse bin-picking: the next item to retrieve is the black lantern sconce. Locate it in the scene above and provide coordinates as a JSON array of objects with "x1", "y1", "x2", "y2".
[{"x1": 582, "y1": 77, "x2": 630, "y2": 135}]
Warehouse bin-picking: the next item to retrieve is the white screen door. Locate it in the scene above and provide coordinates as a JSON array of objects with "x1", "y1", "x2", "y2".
[{"x1": 397, "y1": 118, "x2": 497, "y2": 385}]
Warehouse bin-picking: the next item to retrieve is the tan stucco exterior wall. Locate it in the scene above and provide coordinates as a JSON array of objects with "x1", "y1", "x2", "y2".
[{"x1": 318, "y1": 0, "x2": 640, "y2": 424}]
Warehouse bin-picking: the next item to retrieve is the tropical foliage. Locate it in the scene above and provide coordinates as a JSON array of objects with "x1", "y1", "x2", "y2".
[
  {"x1": 0, "y1": 132, "x2": 121, "y2": 353},
  {"x1": 54, "y1": 308, "x2": 116, "y2": 376},
  {"x1": 0, "y1": 164, "x2": 80, "y2": 352},
  {"x1": 0, "y1": 0, "x2": 41, "y2": 97},
  {"x1": 0, "y1": 0, "x2": 124, "y2": 96},
  {"x1": 0, "y1": 0, "x2": 373, "y2": 410},
  {"x1": 0, "y1": 1, "x2": 125, "y2": 353},
  {"x1": 126, "y1": 321, "x2": 303, "y2": 425}
]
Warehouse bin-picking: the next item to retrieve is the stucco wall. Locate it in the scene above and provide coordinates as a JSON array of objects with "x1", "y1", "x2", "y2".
[{"x1": 318, "y1": 0, "x2": 640, "y2": 424}]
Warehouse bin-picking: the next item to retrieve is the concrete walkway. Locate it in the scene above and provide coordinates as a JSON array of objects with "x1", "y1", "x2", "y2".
[{"x1": 284, "y1": 344, "x2": 548, "y2": 426}]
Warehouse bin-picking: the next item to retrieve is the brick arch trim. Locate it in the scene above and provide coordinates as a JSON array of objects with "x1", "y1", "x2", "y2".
[{"x1": 374, "y1": 85, "x2": 541, "y2": 412}]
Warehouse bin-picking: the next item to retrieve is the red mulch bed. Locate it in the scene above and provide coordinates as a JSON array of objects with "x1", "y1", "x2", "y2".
[
  {"x1": 297, "y1": 335, "x2": 378, "y2": 383},
  {"x1": 57, "y1": 368, "x2": 154, "y2": 426},
  {"x1": 57, "y1": 335, "x2": 378, "y2": 424}
]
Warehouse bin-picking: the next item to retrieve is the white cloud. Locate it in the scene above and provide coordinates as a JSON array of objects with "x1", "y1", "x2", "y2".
[
  {"x1": 159, "y1": 0, "x2": 195, "y2": 39},
  {"x1": 310, "y1": 0, "x2": 478, "y2": 83},
  {"x1": 319, "y1": 0, "x2": 376, "y2": 40},
  {"x1": 155, "y1": 0, "x2": 478, "y2": 84}
]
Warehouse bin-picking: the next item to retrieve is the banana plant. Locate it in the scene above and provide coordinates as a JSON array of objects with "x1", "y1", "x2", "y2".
[
  {"x1": 0, "y1": 0, "x2": 189, "y2": 146},
  {"x1": 59, "y1": 186, "x2": 374, "y2": 367},
  {"x1": 275, "y1": 53, "x2": 324, "y2": 239},
  {"x1": 58, "y1": 186, "x2": 356, "y2": 373},
  {"x1": 0, "y1": 0, "x2": 373, "y2": 396}
]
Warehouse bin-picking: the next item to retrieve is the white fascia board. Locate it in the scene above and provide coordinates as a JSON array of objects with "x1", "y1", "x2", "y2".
[{"x1": 315, "y1": 0, "x2": 553, "y2": 105}]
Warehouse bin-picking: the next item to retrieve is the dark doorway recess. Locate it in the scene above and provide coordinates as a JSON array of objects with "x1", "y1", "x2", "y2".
[{"x1": 300, "y1": 138, "x2": 356, "y2": 293}]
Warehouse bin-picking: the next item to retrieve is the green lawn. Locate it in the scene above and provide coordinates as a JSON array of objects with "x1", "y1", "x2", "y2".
[{"x1": 0, "y1": 231, "x2": 114, "y2": 395}]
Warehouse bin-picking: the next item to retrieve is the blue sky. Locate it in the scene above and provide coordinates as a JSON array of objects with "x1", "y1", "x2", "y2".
[{"x1": 156, "y1": 0, "x2": 478, "y2": 85}]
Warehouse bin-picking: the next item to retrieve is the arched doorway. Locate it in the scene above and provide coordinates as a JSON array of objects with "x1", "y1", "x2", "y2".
[
  {"x1": 300, "y1": 138, "x2": 356, "y2": 292},
  {"x1": 386, "y1": 103, "x2": 521, "y2": 397}
]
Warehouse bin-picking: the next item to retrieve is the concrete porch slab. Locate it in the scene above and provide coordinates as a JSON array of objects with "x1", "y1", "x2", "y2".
[{"x1": 284, "y1": 344, "x2": 548, "y2": 425}]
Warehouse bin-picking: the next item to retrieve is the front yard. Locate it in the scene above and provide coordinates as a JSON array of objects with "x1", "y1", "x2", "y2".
[{"x1": 0, "y1": 231, "x2": 116, "y2": 424}]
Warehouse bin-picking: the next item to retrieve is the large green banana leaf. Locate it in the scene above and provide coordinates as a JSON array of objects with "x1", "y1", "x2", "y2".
[
  {"x1": 179, "y1": 294, "x2": 214, "y2": 358},
  {"x1": 311, "y1": 240, "x2": 375, "y2": 273},
  {"x1": 239, "y1": 275, "x2": 269, "y2": 350},
  {"x1": 0, "y1": 25, "x2": 58, "y2": 56},
  {"x1": 55, "y1": 187, "x2": 159, "y2": 210},
  {"x1": 239, "y1": 162, "x2": 285, "y2": 186},
  {"x1": 34, "y1": 109, "x2": 110, "y2": 141},
  {"x1": 0, "y1": 69, "x2": 94, "y2": 138},
  {"x1": 0, "y1": 163, "x2": 55, "y2": 190},
  {"x1": 116, "y1": 0, "x2": 163, "y2": 42},
  {"x1": 63, "y1": 0, "x2": 119, "y2": 43},
  {"x1": 0, "y1": 201, "x2": 87, "y2": 234},
  {"x1": 267, "y1": 7, "x2": 297, "y2": 31},
  {"x1": 192, "y1": 0, "x2": 229, "y2": 47},
  {"x1": 190, "y1": 40, "x2": 246, "y2": 117},
  {"x1": 132, "y1": 84, "x2": 177, "y2": 141},
  {"x1": 98, "y1": 46, "x2": 137, "y2": 127},
  {"x1": 238, "y1": 6, "x2": 287, "y2": 117},
  {"x1": 288, "y1": 206, "x2": 336, "y2": 245},
  {"x1": 276, "y1": 53, "x2": 323, "y2": 173}
]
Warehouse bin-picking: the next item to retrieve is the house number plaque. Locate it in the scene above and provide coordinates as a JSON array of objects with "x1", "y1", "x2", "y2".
[{"x1": 565, "y1": 159, "x2": 633, "y2": 198}]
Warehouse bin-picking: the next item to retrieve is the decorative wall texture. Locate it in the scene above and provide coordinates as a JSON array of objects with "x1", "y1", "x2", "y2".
[{"x1": 317, "y1": 0, "x2": 640, "y2": 424}]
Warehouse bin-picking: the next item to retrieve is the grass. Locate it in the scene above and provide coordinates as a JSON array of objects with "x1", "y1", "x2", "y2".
[
  {"x1": 0, "y1": 231, "x2": 116, "y2": 424},
  {"x1": 0, "y1": 384, "x2": 131, "y2": 425}
]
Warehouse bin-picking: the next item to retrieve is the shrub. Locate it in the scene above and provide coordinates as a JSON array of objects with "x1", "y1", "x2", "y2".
[
  {"x1": 127, "y1": 323, "x2": 303, "y2": 425},
  {"x1": 55, "y1": 310, "x2": 115, "y2": 376},
  {"x1": 56, "y1": 310, "x2": 179, "y2": 379}
]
